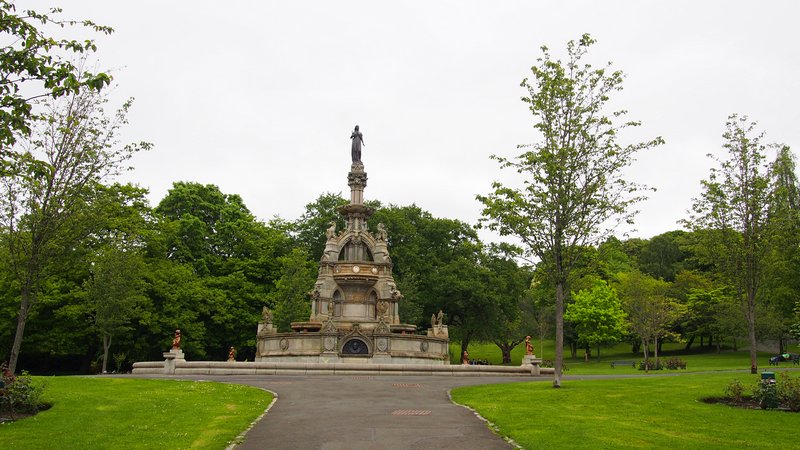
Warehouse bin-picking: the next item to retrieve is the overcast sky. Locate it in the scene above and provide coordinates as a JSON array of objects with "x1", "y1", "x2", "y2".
[{"x1": 28, "y1": 1, "x2": 800, "y2": 243}]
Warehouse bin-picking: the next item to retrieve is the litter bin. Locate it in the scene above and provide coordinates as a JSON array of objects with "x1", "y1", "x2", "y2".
[{"x1": 760, "y1": 371, "x2": 778, "y2": 409}]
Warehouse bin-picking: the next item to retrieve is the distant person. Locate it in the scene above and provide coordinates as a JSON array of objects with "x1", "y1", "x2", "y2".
[{"x1": 350, "y1": 125, "x2": 364, "y2": 162}]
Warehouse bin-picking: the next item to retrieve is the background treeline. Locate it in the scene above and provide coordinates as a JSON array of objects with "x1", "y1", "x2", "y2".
[{"x1": 2, "y1": 179, "x2": 799, "y2": 373}]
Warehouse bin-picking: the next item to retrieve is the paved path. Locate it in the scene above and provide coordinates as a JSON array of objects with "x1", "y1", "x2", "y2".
[{"x1": 170, "y1": 374, "x2": 546, "y2": 449}]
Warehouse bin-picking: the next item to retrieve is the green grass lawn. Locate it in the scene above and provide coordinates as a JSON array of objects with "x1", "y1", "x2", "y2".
[
  {"x1": 451, "y1": 371, "x2": 800, "y2": 449},
  {"x1": 0, "y1": 377, "x2": 273, "y2": 449},
  {"x1": 449, "y1": 340, "x2": 798, "y2": 374}
]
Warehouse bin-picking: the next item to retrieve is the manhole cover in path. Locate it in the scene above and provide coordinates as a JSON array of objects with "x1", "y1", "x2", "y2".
[
  {"x1": 391, "y1": 383, "x2": 422, "y2": 388},
  {"x1": 391, "y1": 409, "x2": 431, "y2": 416}
]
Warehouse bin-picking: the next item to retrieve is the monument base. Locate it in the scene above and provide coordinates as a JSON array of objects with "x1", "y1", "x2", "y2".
[{"x1": 521, "y1": 354, "x2": 542, "y2": 376}]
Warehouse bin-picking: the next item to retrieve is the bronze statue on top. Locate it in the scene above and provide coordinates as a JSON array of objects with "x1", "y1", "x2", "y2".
[
  {"x1": 171, "y1": 329, "x2": 181, "y2": 349},
  {"x1": 350, "y1": 125, "x2": 364, "y2": 162}
]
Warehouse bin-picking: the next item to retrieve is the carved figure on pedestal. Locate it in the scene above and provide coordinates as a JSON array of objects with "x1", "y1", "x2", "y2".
[
  {"x1": 431, "y1": 314, "x2": 436, "y2": 330},
  {"x1": 327, "y1": 298, "x2": 335, "y2": 317},
  {"x1": 462, "y1": 350, "x2": 469, "y2": 365},
  {"x1": 377, "y1": 223, "x2": 388, "y2": 241},
  {"x1": 172, "y1": 329, "x2": 181, "y2": 349},
  {"x1": 228, "y1": 346, "x2": 236, "y2": 361},
  {"x1": 525, "y1": 335, "x2": 534, "y2": 355},
  {"x1": 350, "y1": 125, "x2": 364, "y2": 162},
  {"x1": 389, "y1": 282, "x2": 403, "y2": 300},
  {"x1": 326, "y1": 221, "x2": 337, "y2": 240},
  {"x1": 436, "y1": 309, "x2": 444, "y2": 329},
  {"x1": 262, "y1": 306, "x2": 273, "y2": 324}
]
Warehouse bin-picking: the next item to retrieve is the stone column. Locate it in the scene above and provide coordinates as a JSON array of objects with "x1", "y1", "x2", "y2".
[{"x1": 348, "y1": 163, "x2": 367, "y2": 205}]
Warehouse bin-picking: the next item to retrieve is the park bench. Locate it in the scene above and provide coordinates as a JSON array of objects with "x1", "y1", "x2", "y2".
[
  {"x1": 768, "y1": 353, "x2": 799, "y2": 366},
  {"x1": 610, "y1": 360, "x2": 637, "y2": 368}
]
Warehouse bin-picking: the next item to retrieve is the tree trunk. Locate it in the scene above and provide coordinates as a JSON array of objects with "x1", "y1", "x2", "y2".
[
  {"x1": 554, "y1": 282, "x2": 565, "y2": 388},
  {"x1": 460, "y1": 332, "x2": 472, "y2": 360},
  {"x1": 746, "y1": 291, "x2": 757, "y2": 374},
  {"x1": 700, "y1": 335, "x2": 704, "y2": 347},
  {"x1": 708, "y1": 334, "x2": 713, "y2": 349},
  {"x1": 584, "y1": 346, "x2": 590, "y2": 362},
  {"x1": 102, "y1": 333, "x2": 112, "y2": 374},
  {"x1": 641, "y1": 338, "x2": 649, "y2": 372},
  {"x1": 596, "y1": 344, "x2": 601, "y2": 363},
  {"x1": 654, "y1": 336, "x2": 659, "y2": 370},
  {"x1": 732, "y1": 337, "x2": 738, "y2": 352},
  {"x1": 684, "y1": 335, "x2": 695, "y2": 351},
  {"x1": 502, "y1": 347, "x2": 511, "y2": 364},
  {"x1": 495, "y1": 342, "x2": 513, "y2": 364},
  {"x1": 8, "y1": 283, "x2": 35, "y2": 374}
]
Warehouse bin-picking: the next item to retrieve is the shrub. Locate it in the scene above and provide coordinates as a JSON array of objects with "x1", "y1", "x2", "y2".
[
  {"x1": 664, "y1": 357, "x2": 687, "y2": 370},
  {"x1": 723, "y1": 379, "x2": 745, "y2": 403},
  {"x1": 637, "y1": 359, "x2": 662, "y2": 371},
  {"x1": 0, "y1": 362, "x2": 46, "y2": 420},
  {"x1": 777, "y1": 371, "x2": 800, "y2": 412},
  {"x1": 540, "y1": 360, "x2": 568, "y2": 371}
]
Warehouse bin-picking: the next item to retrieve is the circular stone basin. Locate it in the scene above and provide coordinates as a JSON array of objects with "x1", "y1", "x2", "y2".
[{"x1": 290, "y1": 321, "x2": 322, "y2": 332}]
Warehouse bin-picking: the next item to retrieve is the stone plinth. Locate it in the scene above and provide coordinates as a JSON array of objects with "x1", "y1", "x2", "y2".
[
  {"x1": 162, "y1": 348, "x2": 185, "y2": 374},
  {"x1": 427, "y1": 325, "x2": 448, "y2": 338},
  {"x1": 521, "y1": 354, "x2": 542, "y2": 376}
]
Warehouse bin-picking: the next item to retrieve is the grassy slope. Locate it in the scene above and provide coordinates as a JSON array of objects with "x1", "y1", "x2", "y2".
[
  {"x1": 449, "y1": 340, "x2": 796, "y2": 374},
  {"x1": 0, "y1": 377, "x2": 273, "y2": 449},
  {"x1": 452, "y1": 371, "x2": 800, "y2": 449}
]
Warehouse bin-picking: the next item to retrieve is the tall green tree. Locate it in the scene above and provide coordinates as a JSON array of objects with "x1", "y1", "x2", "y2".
[
  {"x1": 152, "y1": 182, "x2": 291, "y2": 359},
  {"x1": 617, "y1": 271, "x2": 682, "y2": 368},
  {"x1": 0, "y1": 89, "x2": 149, "y2": 373},
  {"x1": 269, "y1": 248, "x2": 316, "y2": 332},
  {"x1": 84, "y1": 247, "x2": 147, "y2": 374},
  {"x1": 291, "y1": 193, "x2": 349, "y2": 261},
  {"x1": 686, "y1": 114, "x2": 772, "y2": 373},
  {"x1": 565, "y1": 278, "x2": 626, "y2": 362},
  {"x1": 0, "y1": 2, "x2": 112, "y2": 152},
  {"x1": 763, "y1": 145, "x2": 800, "y2": 353},
  {"x1": 477, "y1": 34, "x2": 663, "y2": 387}
]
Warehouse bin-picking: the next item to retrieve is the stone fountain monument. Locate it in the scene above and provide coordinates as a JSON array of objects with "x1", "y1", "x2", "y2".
[
  {"x1": 131, "y1": 128, "x2": 548, "y2": 376},
  {"x1": 255, "y1": 126, "x2": 449, "y2": 364}
]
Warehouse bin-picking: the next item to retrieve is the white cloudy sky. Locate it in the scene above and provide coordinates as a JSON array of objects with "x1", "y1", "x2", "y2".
[{"x1": 27, "y1": 1, "x2": 800, "y2": 242}]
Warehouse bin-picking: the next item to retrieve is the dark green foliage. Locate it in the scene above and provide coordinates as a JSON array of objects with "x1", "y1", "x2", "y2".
[
  {"x1": 291, "y1": 193, "x2": 350, "y2": 261},
  {"x1": 269, "y1": 248, "x2": 316, "y2": 332},
  {"x1": 637, "y1": 231, "x2": 688, "y2": 282}
]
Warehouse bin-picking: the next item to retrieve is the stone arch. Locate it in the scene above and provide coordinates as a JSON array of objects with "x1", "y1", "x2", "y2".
[
  {"x1": 341, "y1": 338, "x2": 370, "y2": 355},
  {"x1": 332, "y1": 289, "x2": 343, "y2": 317},
  {"x1": 368, "y1": 289, "x2": 378, "y2": 319}
]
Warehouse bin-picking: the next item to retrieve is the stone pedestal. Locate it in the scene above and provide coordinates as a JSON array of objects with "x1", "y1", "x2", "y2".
[
  {"x1": 521, "y1": 354, "x2": 542, "y2": 376},
  {"x1": 258, "y1": 322, "x2": 275, "y2": 335},
  {"x1": 162, "y1": 348, "x2": 185, "y2": 374}
]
